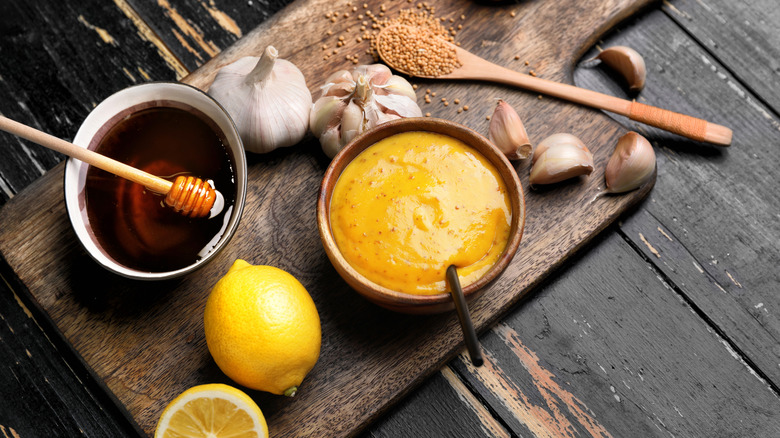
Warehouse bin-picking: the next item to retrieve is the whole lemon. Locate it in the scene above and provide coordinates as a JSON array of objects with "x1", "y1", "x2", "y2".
[{"x1": 204, "y1": 259, "x2": 321, "y2": 396}]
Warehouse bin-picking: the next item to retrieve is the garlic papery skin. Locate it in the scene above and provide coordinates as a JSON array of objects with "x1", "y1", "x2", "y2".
[
  {"x1": 596, "y1": 46, "x2": 646, "y2": 93},
  {"x1": 529, "y1": 133, "x2": 594, "y2": 186},
  {"x1": 208, "y1": 46, "x2": 312, "y2": 154},
  {"x1": 489, "y1": 100, "x2": 532, "y2": 160},
  {"x1": 310, "y1": 63, "x2": 422, "y2": 159},
  {"x1": 605, "y1": 131, "x2": 656, "y2": 193}
]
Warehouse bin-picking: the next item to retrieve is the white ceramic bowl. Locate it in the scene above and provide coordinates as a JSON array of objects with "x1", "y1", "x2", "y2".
[{"x1": 64, "y1": 82, "x2": 247, "y2": 280}]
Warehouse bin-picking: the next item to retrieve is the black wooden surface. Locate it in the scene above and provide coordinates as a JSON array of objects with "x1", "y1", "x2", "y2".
[{"x1": 1, "y1": 0, "x2": 779, "y2": 437}]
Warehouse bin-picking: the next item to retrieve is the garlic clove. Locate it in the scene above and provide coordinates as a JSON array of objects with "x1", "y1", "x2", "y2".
[
  {"x1": 320, "y1": 127, "x2": 342, "y2": 159},
  {"x1": 488, "y1": 99, "x2": 532, "y2": 160},
  {"x1": 354, "y1": 64, "x2": 392, "y2": 85},
  {"x1": 341, "y1": 100, "x2": 365, "y2": 146},
  {"x1": 324, "y1": 69, "x2": 354, "y2": 86},
  {"x1": 374, "y1": 93, "x2": 423, "y2": 117},
  {"x1": 376, "y1": 75, "x2": 417, "y2": 100},
  {"x1": 324, "y1": 81, "x2": 357, "y2": 98},
  {"x1": 310, "y1": 96, "x2": 346, "y2": 137},
  {"x1": 532, "y1": 133, "x2": 590, "y2": 166},
  {"x1": 605, "y1": 131, "x2": 656, "y2": 193},
  {"x1": 596, "y1": 46, "x2": 646, "y2": 93},
  {"x1": 529, "y1": 138, "x2": 594, "y2": 186}
]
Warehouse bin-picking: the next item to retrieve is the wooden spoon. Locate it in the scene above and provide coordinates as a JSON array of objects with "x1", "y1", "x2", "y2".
[
  {"x1": 376, "y1": 25, "x2": 732, "y2": 146},
  {"x1": 0, "y1": 115, "x2": 221, "y2": 218}
]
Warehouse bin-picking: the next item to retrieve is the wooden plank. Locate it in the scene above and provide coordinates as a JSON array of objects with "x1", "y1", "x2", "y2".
[
  {"x1": 123, "y1": 0, "x2": 290, "y2": 71},
  {"x1": 453, "y1": 232, "x2": 780, "y2": 437},
  {"x1": 0, "y1": 0, "x2": 183, "y2": 206},
  {"x1": 361, "y1": 366, "x2": 510, "y2": 438},
  {"x1": 0, "y1": 265, "x2": 141, "y2": 437},
  {"x1": 574, "y1": 8, "x2": 780, "y2": 385},
  {"x1": 663, "y1": 0, "x2": 780, "y2": 112},
  {"x1": 0, "y1": 0, "x2": 665, "y2": 435}
]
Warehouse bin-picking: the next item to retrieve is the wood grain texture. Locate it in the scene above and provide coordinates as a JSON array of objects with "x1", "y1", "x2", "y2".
[
  {"x1": 0, "y1": 264, "x2": 142, "y2": 437},
  {"x1": 663, "y1": 0, "x2": 780, "y2": 111},
  {"x1": 452, "y1": 232, "x2": 780, "y2": 437},
  {"x1": 0, "y1": 0, "x2": 180, "y2": 206},
  {"x1": 124, "y1": 0, "x2": 290, "y2": 71},
  {"x1": 0, "y1": 0, "x2": 663, "y2": 436},
  {"x1": 574, "y1": 8, "x2": 780, "y2": 386},
  {"x1": 360, "y1": 367, "x2": 510, "y2": 438}
]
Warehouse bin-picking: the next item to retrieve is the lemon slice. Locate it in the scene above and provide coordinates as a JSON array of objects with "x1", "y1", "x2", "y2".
[{"x1": 154, "y1": 383, "x2": 268, "y2": 438}]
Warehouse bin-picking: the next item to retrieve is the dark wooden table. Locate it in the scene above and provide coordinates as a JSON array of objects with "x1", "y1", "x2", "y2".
[{"x1": 1, "y1": 0, "x2": 779, "y2": 436}]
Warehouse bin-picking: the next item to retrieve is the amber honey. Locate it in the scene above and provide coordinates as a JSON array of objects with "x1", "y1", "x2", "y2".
[{"x1": 84, "y1": 105, "x2": 236, "y2": 272}]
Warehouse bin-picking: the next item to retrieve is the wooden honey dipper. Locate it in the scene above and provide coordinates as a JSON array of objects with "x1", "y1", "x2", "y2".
[{"x1": 0, "y1": 115, "x2": 220, "y2": 218}]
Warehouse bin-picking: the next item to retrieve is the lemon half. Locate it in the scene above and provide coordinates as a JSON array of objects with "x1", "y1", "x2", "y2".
[{"x1": 154, "y1": 383, "x2": 268, "y2": 438}]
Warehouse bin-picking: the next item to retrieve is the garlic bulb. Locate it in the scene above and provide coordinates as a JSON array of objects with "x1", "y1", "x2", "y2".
[
  {"x1": 310, "y1": 64, "x2": 422, "y2": 158},
  {"x1": 529, "y1": 133, "x2": 594, "y2": 186},
  {"x1": 605, "y1": 131, "x2": 656, "y2": 193},
  {"x1": 208, "y1": 46, "x2": 312, "y2": 153},
  {"x1": 489, "y1": 100, "x2": 532, "y2": 160},
  {"x1": 596, "y1": 46, "x2": 646, "y2": 93}
]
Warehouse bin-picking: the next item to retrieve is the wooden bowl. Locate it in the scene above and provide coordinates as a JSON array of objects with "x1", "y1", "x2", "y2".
[{"x1": 317, "y1": 117, "x2": 525, "y2": 314}]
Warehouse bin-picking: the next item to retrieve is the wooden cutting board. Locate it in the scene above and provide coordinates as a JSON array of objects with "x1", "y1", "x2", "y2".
[{"x1": 0, "y1": 0, "x2": 655, "y2": 435}]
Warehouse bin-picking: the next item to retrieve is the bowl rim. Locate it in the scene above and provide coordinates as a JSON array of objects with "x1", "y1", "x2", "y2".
[
  {"x1": 63, "y1": 81, "x2": 247, "y2": 281},
  {"x1": 317, "y1": 117, "x2": 525, "y2": 310}
]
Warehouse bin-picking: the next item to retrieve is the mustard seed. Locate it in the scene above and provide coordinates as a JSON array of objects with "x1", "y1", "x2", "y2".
[{"x1": 374, "y1": 23, "x2": 461, "y2": 77}]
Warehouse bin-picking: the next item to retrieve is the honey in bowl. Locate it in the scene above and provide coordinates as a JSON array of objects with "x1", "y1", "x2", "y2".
[
  {"x1": 329, "y1": 131, "x2": 512, "y2": 295},
  {"x1": 84, "y1": 105, "x2": 236, "y2": 273}
]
